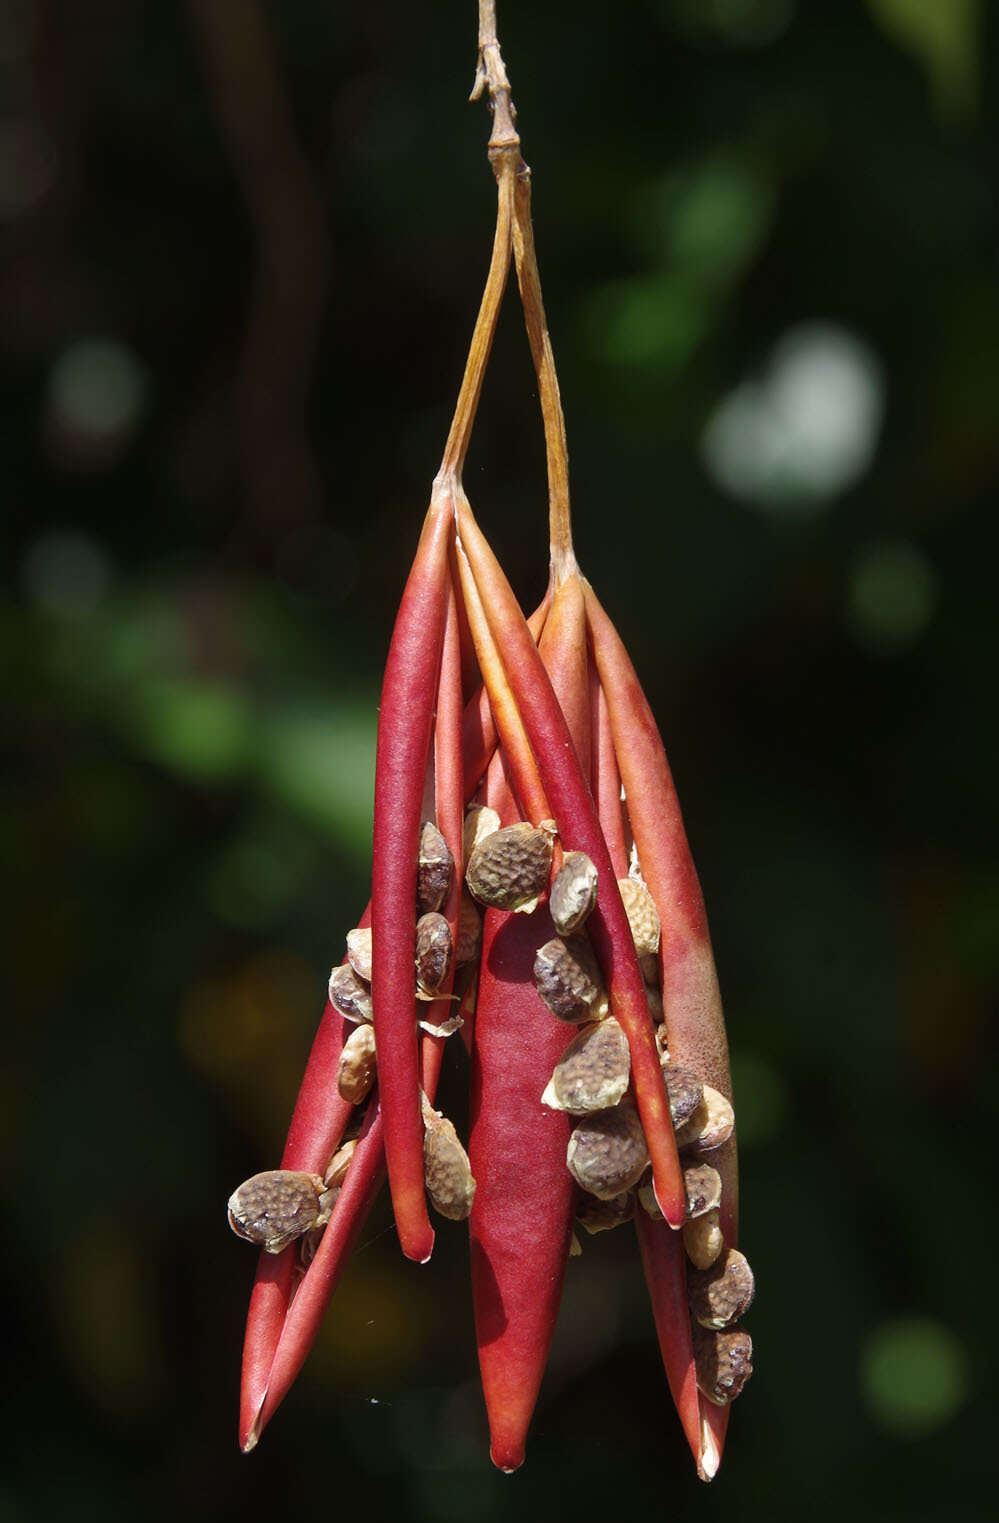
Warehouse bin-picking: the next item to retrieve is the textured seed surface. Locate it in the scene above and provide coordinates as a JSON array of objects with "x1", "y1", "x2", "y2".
[
  {"x1": 689, "y1": 1248, "x2": 755, "y2": 1329},
  {"x1": 415, "y1": 911, "x2": 453, "y2": 996},
  {"x1": 423, "y1": 1106, "x2": 476, "y2": 1220},
  {"x1": 618, "y1": 877, "x2": 661, "y2": 956},
  {"x1": 693, "y1": 1324, "x2": 754, "y2": 1405},
  {"x1": 550, "y1": 851, "x2": 599, "y2": 935},
  {"x1": 227, "y1": 1170, "x2": 327, "y2": 1253},
  {"x1": 566, "y1": 1101, "x2": 650, "y2": 1199},
  {"x1": 324, "y1": 1138, "x2": 357, "y2": 1189},
  {"x1": 675, "y1": 1085, "x2": 735, "y2": 1152},
  {"x1": 544, "y1": 1017, "x2": 630, "y2": 1113},
  {"x1": 665, "y1": 1066, "x2": 705, "y2": 1129},
  {"x1": 534, "y1": 935, "x2": 609, "y2": 1023},
  {"x1": 337, "y1": 1024, "x2": 377, "y2": 1104},
  {"x1": 455, "y1": 892, "x2": 482, "y2": 966},
  {"x1": 465, "y1": 822, "x2": 554, "y2": 913},
  {"x1": 417, "y1": 821, "x2": 453, "y2": 915},
  {"x1": 683, "y1": 1206, "x2": 724, "y2": 1269},
  {"x1": 684, "y1": 1160, "x2": 723, "y2": 1219},
  {"x1": 577, "y1": 1189, "x2": 634, "y2": 1235},
  {"x1": 463, "y1": 804, "x2": 500, "y2": 862},
  {"x1": 346, "y1": 927, "x2": 373, "y2": 983},
  {"x1": 328, "y1": 964, "x2": 373, "y2": 1023}
]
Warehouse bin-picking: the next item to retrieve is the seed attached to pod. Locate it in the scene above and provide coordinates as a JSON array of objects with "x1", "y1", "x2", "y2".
[
  {"x1": 455, "y1": 892, "x2": 482, "y2": 966},
  {"x1": 227, "y1": 1169, "x2": 331, "y2": 1254},
  {"x1": 542, "y1": 1017, "x2": 630, "y2": 1114},
  {"x1": 345, "y1": 926, "x2": 373, "y2": 983},
  {"x1": 674, "y1": 1085, "x2": 735, "y2": 1152},
  {"x1": 463, "y1": 804, "x2": 501, "y2": 862},
  {"x1": 617, "y1": 877, "x2": 661, "y2": 957},
  {"x1": 465, "y1": 821, "x2": 555, "y2": 914},
  {"x1": 328, "y1": 963, "x2": 374, "y2": 1023},
  {"x1": 693, "y1": 1324, "x2": 754, "y2": 1406},
  {"x1": 683, "y1": 1160, "x2": 723, "y2": 1220},
  {"x1": 337, "y1": 1024, "x2": 377, "y2": 1104},
  {"x1": 550, "y1": 850, "x2": 598, "y2": 935},
  {"x1": 664, "y1": 1065, "x2": 704, "y2": 1129},
  {"x1": 324, "y1": 1138, "x2": 357, "y2": 1190},
  {"x1": 682, "y1": 1206, "x2": 724, "y2": 1269},
  {"x1": 422, "y1": 1097, "x2": 476, "y2": 1220},
  {"x1": 415, "y1": 911, "x2": 454, "y2": 996},
  {"x1": 534, "y1": 935, "x2": 609, "y2": 1023},
  {"x1": 417, "y1": 821, "x2": 453, "y2": 915},
  {"x1": 689, "y1": 1248, "x2": 755, "y2": 1330},
  {"x1": 637, "y1": 1177, "x2": 662, "y2": 1220},
  {"x1": 566, "y1": 1100, "x2": 650, "y2": 1199},
  {"x1": 577, "y1": 1189, "x2": 634, "y2": 1235}
]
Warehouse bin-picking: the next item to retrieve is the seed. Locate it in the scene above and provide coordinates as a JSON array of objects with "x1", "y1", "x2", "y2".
[
  {"x1": 618, "y1": 877, "x2": 661, "y2": 957},
  {"x1": 534, "y1": 935, "x2": 609, "y2": 1023},
  {"x1": 227, "y1": 1169, "x2": 331, "y2": 1254},
  {"x1": 683, "y1": 1160, "x2": 723, "y2": 1220},
  {"x1": 664, "y1": 1066, "x2": 704, "y2": 1129},
  {"x1": 455, "y1": 892, "x2": 482, "y2": 966},
  {"x1": 637, "y1": 1178, "x2": 662, "y2": 1220},
  {"x1": 345, "y1": 926, "x2": 373, "y2": 983},
  {"x1": 465, "y1": 821, "x2": 554, "y2": 914},
  {"x1": 577, "y1": 1189, "x2": 634, "y2": 1235},
  {"x1": 542, "y1": 1018, "x2": 630, "y2": 1114},
  {"x1": 654, "y1": 1022, "x2": 669, "y2": 1060},
  {"x1": 463, "y1": 804, "x2": 501, "y2": 861},
  {"x1": 324, "y1": 1138, "x2": 357, "y2": 1189},
  {"x1": 337, "y1": 1024, "x2": 377, "y2": 1104},
  {"x1": 417, "y1": 821, "x2": 453, "y2": 915},
  {"x1": 422, "y1": 1099, "x2": 476, "y2": 1220},
  {"x1": 415, "y1": 911, "x2": 453, "y2": 996},
  {"x1": 675, "y1": 1086, "x2": 735, "y2": 1153},
  {"x1": 328, "y1": 963, "x2": 373, "y2": 1023},
  {"x1": 682, "y1": 1207, "x2": 724, "y2": 1270},
  {"x1": 550, "y1": 851, "x2": 598, "y2": 935},
  {"x1": 693, "y1": 1324, "x2": 754, "y2": 1406},
  {"x1": 569, "y1": 1230, "x2": 583, "y2": 1257},
  {"x1": 566, "y1": 1101, "x2": 650, "y2": 1199},
  {"x1": 689, "y1": 1247, "x2": 755, "y2": 1330}
]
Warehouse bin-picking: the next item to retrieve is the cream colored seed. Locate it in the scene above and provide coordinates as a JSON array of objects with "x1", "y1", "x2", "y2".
[
  {"x1": 345, "y1": 926, "x2": 372, "y2": 983},
  {"x1": 682, "y1": 1207, "x2": 724, "y2": 1270},
  {"x1": 415, "y1": 911, "x2": 453, "y2": 997},
  {"x1": 637, "y1": 1178, "x2": 662, "y2": 1220},
  {"x1": 337, "y1": 1024, "x2": 377, "y2": 1104},
  {"x1": 675, "y1": 1086, "x2": 735, "y2": 1153},
  {"x1": 566, "y1": 1101, "x2": 650, "y2": 1199},
  {"x1": 577, "y1": 1189, "x2": 634, "y2": 1235},
  {"x1": 664, "y1": 1066, "x2": 704, "y2": 1129},
  {"x1": 618, "y1": 877, "x2": 661, "y2": 957},
  {"x1": 324, "y1": 1138, "x2": 357, "y2": 1189},
  {"x1": 693, "y1": 1324, "x2": 754, "y2": 1406},
  {"x1": 328, "y1": 964, "x2": 373, "y2": 1023},
  {"x1": 455, "y1": 892, "x2": 482, "y2": 966},
  {"x1": 534, "y1": 935, "x2": 609, "y2": 1023},
  {"x1": 417, "y1": 821, "x2": 453, "y2": 915},
  {"x1": 550, "y1": 851, "x2": 599, "y2": 935},
  {"x1": 227, "y1": 1169, "x2": 331, "y2": 1254},
  {"x1": 422, "y1": 1098, "x2": 476, "y2": 1220},
  {"x1": 683, "y1": 1160, "x2": 723, "y2": 1220},
  {"x1": 463, "y1": 804, "x2": 500, "y2": 862},
  {"x1": 689, "y1": 1248, "x2": 755, "y2": 1330},
  {"x1": 465, "y1": 822, "x2": 554, "y2": 914},
  {"x1": 542, "y1": 1017, "x2": 630, "y2": 1114}
]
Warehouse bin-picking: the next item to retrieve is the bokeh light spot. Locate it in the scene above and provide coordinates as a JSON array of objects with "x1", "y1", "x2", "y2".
[
  {"x1": 21, "y1": 529, "x2": 112, "y2": 618},
  {"x1": 860, "y1": 1316, "x2": 969, "y2": 1435},
  {"x1": 847, "y1": 538, "x2": 937, "y2": 653}
]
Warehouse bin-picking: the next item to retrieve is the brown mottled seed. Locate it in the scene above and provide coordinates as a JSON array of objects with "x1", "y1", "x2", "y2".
[
  {"x1": 415, "y1": 911, "x2": 453, "y2": 996},
  {"x1": 227, "y1": 1169, "x2": 332, "y2": 1254},
  {"x1": 689, "y1": 1248, "x2": 755, "y2": 1330},
  {"x1": 637, "y1": 1178, "x2": 662, "y2": 1220},
  {"x1": 566, "y1": 1101, "x2": 650, "y2": 1199},
  {"x1": 542, "y1": 1017, "x2": 630, "y2": 1114},
  {"x1": 577, "y1": 1189, "x2": 634, "y2": 1235},
  {"x1": 323, "y1": 1138, "x2": 357, "y2": 1189},
  {"x1": 682, "y1": 1207, "x2": 724, "y2": 1269},
  {"x1": 422, "y1": 1100, "x2": 476, "y2": 1220},
  {"x1": 664, "y1": 1066, "x2": 705, "y2": 1129},
  {"x1": 534, "y1": 935, "x2": 609, "y2": 1023},
  {"x1": 462, "y1": 804, "x2": 501, "y2": 862},
  {"x1": 617, "y1": 877, "x2": 661, "y2": 957},
  {"x1": 693, "y1": 1324, "x2": 754, "y2": 1405},
  {"x1": 675, "y1": 1085, "x2": 735, "y2": 1152},
  {"x1": 455, "y1": 892, "x2": 482, "y2": 966},
  {"x1": 336, "y1": 1024, "x2": 377, "y2": 1104},
  {"x1": 550, "y1": 851, "x2": 599, "y2": 935},
  {"x1": 328, "y1": 964, "x2": 373, "y2": 1023},
  {"x1": 417, "y1": 821, "x2": 453, "y2": 915},
  {"x1": 465, "y1": 822, "x2": 554, "y2": 914},
  {"x1": 345, "y1": 926, "x2": 373, "y2": 984},
  {"x1": 683, "y1": 1160, "x2": 723, "y2": 1220}
]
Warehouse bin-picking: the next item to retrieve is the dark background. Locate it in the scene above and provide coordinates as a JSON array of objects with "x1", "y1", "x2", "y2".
[{"x1": 3, "y1": 1, "x2": 997, "y2": 1520}]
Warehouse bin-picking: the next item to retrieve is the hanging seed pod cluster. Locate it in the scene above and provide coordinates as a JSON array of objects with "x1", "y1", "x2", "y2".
[{"x1": 227, "y1": 2, "x2": 753, "y2": 1481}]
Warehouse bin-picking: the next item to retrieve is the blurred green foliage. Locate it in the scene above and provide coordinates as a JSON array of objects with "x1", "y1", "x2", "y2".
[{"x1": 2, "y1": 1, "x2": 997, "y2": 1521}]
